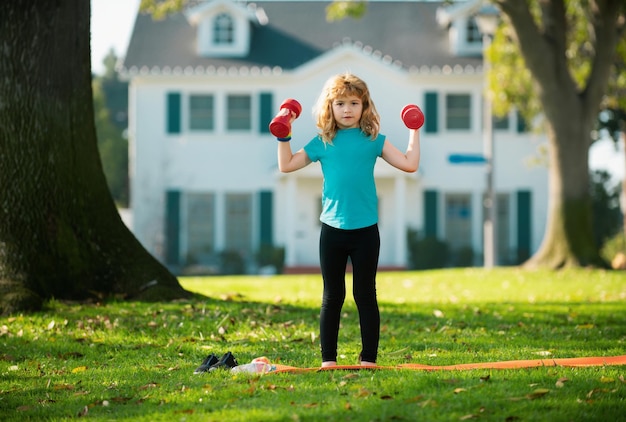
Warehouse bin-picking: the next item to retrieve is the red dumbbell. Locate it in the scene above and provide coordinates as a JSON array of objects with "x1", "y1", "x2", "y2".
[
  {"x1": 401, "y1": 104, "x2": 425, "y2": 130},
  {"x1": 269, "y1": 99, "x2": 302, "y2": 138}
]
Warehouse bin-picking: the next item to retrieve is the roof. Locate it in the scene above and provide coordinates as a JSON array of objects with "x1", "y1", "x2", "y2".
[{"x1": 121, "y1": 1, "x2": 483, "y2": 76}]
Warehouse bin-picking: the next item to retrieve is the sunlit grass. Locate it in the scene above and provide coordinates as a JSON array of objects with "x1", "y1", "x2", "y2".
[{"x1": 1, "y1": 268, "x2": 624, "y2": 421}]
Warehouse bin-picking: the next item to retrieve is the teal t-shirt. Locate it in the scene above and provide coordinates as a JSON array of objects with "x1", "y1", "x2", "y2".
[{"x1": 304, "y1": 128, "x2": 385, "y2": 230}]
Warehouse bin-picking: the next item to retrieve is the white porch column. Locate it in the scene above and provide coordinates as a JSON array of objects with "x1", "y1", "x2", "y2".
[
  {"x1": 285, "y1": 176, "x2": 297, "y2": 267},
  {"x1": 393, "y1": 175, "x2": 407, "y2": 267}
]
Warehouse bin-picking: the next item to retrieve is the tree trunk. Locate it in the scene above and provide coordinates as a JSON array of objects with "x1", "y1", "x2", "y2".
[
  {"x1": 0, "y1": 1, "x2": 190, "y2": 315},
  {"x1": 524, "y1": 116, "x2": 605, "y2": 268},
  {"x1": 495, "y1": 0, "x2": 622, "y2": 268}
]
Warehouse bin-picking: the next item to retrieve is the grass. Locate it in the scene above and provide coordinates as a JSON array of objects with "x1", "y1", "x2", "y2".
[{"x1": 0, "y1": 268, "x2": 625, "y2": 421}]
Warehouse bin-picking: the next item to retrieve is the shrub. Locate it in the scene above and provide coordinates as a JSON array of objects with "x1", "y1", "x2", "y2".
[{"x1": 407, "y1": 229, "x2": 449, "y2": 269}]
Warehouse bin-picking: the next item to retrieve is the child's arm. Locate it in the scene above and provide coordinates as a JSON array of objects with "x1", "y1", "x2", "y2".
[
  {"x1": 381, "y1": 128, "x2": 420, "y2": 173},
  {"x1": 278, "y1": 141, "x2": 312, "y2": 173}
]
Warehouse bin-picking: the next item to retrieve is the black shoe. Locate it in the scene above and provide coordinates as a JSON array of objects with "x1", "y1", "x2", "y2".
[
  {"x1": 194, "y1": 353, "x2": 219, "y2": 374},
  {"x1": 208, "y1": 351, "x2": 238, "y2": 371}
]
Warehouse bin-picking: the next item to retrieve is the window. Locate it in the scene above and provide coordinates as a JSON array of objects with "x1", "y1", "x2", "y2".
[
  {"x1": 213, "y1": 13, "x2": 234, "y2": 45},
  {"x1": 466, "y1": 17, "x2": 481, "y2": 43},
  {"x1": 227, "y1": 94, "x2": 251, "y2": 130},
  {"x1": 445, "y1": 194, "x2": 472, "y2": 251},
  {"x1": 189, "y1": 95, "x2": 214, "y2": 130},
  {"x1": 446, "y1": 94, "x2": 471, "y2": 130},
  {"x1": 225, "y1": 193, "x2": 252, "y2": 257},
  {"x1": 186, "y1": 193, "x2": 215, "y2": 265}
]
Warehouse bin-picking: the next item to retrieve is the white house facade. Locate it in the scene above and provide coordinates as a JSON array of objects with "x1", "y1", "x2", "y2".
[{"x1": 120, "y1": 0, "x2": 548, "y2": 274}]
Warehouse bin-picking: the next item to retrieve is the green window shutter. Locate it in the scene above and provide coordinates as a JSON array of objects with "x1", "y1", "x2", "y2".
[
  {"x1": 424, "y1": 92, "x2": 438, "y2": 133},
  {"x1": 259, "y1": 93, "x2": 273, "y2": 134},
  {"x1": 167, "y1": 92, "x2": 181, "y2": 134},
  {"x1": 424, "y1": 190, "x2": 438, "y2": 238},
  {"x1": 516, "y1": 110, "x2": 527, "y2": 133},
  {"x1": 259, "y1": 190, "x2": 273, "y2": 245},
  {"x1": 516, "y1": 190, "x2": 531, "y2": 262},
  {"x1": 165, "y1": 190, "x2": 181, "y2": 265}
]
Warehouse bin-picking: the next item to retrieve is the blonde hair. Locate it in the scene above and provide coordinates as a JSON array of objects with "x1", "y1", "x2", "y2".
[{"x1": 314, "y1": 73, "x2": 380, "y2": 144}]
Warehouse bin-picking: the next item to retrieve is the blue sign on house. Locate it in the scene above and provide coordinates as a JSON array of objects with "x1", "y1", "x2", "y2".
[{"x1": 448, "y1": 154, "x2": 487, "y2": 164}]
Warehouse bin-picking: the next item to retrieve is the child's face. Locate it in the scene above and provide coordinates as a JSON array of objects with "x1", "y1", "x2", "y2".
[{"x1": 332, "y1": 95, "x2": 363, "y2": 129}]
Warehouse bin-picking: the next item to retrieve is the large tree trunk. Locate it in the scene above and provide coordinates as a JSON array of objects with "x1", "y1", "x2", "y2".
[
  {"x1": 524, "y1": 114, "x2": 604, "y2": 268},
  {"x1": 495, "y1": 0, "x2": 623, "y2": 268},
  {"x1": 0, "y1": 1, "x2": 190, "y2": 315}
]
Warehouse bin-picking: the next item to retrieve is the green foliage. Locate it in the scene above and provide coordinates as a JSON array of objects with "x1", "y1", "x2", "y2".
[
  {"x1": 325, "y1": 1, "x2": 367, "y2": 22},
  {"x1": 489, "y1": 0, "x2": 626, "y2": 130},
  {"x1": 140, "y1": 0, "x2": 188, "y2": 20},
  {"x1": 601, "y1": 231, "x2": 626, "y2": 263},
  {"x1": 407, "y1": 230, "x2": 449, "y2": 269},
  {"x1": 219, "y1": 250, "x2": 246, "y2": 275},
  {"x1": 256, "y1": 243, "x2": 285, "y2": 274},
  {"x1": 590, "y1": 170, "x2": 623, "y2": 249},
  {"x1": 1, "y1": 269, "x2": 625, "y2": 420},
  {"x1": 92, "y1": 77, "x2": 128, "y2": 207},
  {"x1": 488, "y1": 25, "x2": 540, "y2": 124}
]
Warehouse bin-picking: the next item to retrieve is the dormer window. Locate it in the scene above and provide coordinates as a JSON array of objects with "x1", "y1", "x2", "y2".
[
  {"x1": 186, "y1": 1, "x2": 256, "y2": 58},
  {"x1": 214, "y1": 13, "x2": 234, "y2": 45},
  {"x1": 466, "y1": 17, "x2": 481, "y2": 43}
]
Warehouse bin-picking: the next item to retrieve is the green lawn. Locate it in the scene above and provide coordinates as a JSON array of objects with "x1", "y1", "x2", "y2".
[{"x1": 1, "y1": 268, "x2": 625, "y2": 421}]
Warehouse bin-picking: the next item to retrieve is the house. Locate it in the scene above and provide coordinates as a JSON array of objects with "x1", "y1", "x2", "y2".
[{"x1": 120, "y1": 0, "x2": 548, "y2": 274}]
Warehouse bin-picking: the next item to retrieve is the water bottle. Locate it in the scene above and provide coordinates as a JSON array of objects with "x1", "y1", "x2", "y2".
[{"x1": 231, "y1": 357, "x2": 275, "y2": 374}]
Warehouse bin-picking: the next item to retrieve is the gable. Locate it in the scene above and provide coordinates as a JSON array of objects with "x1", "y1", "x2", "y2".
[{"x1": 293, "y1": 41, "x2": 407, "y2": 81}]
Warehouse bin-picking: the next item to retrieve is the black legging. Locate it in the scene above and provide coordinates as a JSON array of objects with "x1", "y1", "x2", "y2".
[{"x1": 319, "y1": 223, "x2": 380, "y2": 363}]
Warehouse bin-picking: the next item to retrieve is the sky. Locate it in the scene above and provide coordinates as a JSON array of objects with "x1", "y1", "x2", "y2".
[
  {"x1": 88, "y1": 0, "x2": 624, "y2": 182},
  {"x1": 90, "y1": 0, "x2": 141, "y2": 75}
]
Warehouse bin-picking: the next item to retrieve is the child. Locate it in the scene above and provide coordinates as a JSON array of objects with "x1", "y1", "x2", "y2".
[{"x1": 276, "y1": 72, "x2": 420, "y2": 367}]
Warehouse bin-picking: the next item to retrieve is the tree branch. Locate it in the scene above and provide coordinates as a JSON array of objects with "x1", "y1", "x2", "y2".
[{"x1": 583, "y1": 0, "x2": 623, "y2": 116}]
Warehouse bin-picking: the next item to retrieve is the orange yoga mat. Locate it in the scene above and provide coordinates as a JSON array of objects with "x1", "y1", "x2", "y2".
[{"x1": 270, "y1": 355, "x2": 626, "y2": 374}]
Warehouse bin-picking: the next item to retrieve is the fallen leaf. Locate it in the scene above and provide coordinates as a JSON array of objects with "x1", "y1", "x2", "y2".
[
  {"x1": 356, "y1": 388, "x2": 372, "y2": 397},
  {"x1": 72, "y1": 366, "x2": 87, "y2": 373},
  {"x1": 555, "y1": 380, "x2": 567, "y2": 388},
  {"x1": 344, "y1": 402, "x2": 352, "y2": 410},
  {"x1": 454, "y1": 388, "x2": 467, "y2": 394},
  {"x1": 527, "y1": 388, "x2": 550, "y2": 400},
  {"x1": 404, "y1": 395, "x2": 424, "y2": 403},
  {"x1": 587, "y1": 388, "x2": 610, "y2": 398},
  {"x1": 139, "y1": 382, "x2": 159, "y2": 390},
  {"x1": 175, "y1": 409, "x2": 194, "y2": 414}
]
